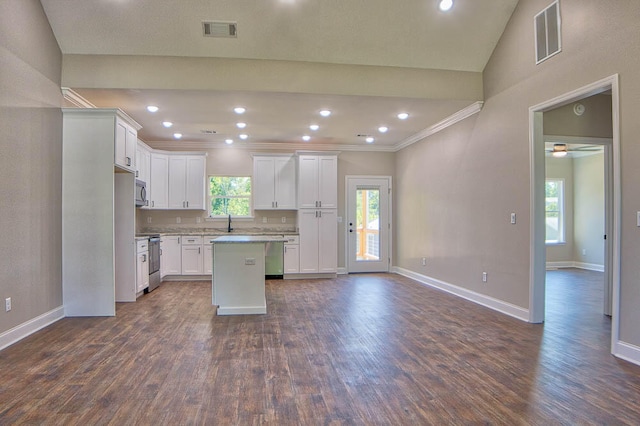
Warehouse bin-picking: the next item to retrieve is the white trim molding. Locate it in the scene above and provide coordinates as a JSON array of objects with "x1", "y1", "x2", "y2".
[
  {"x1": 614, "y1": 341, "x2": 640, "y2": 366},
  {"x1": 0, "y1": 306, "x2": 65, "y2": 351},
  {"x1": 546, "y1": 261, "x2": 604, "y2": 272},
  {"x1": 61, "y1": 87, "x2": 96, "y2": 108},
  {"x1": 394, "y1": 101, "x2": 483, "y2": 152},
  {"x1": 392, "y1": 267, "x2": 529, "y2": 322}
]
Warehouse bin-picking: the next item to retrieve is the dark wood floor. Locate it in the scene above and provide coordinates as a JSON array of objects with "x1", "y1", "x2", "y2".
[{"x1": 1, "y1": 270, "x2": 640, "y2": 424}]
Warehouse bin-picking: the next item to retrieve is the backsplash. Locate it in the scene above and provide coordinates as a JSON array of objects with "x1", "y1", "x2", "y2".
[{"x1": 136, "y1": 208, "x2": 297, "y2": 234}]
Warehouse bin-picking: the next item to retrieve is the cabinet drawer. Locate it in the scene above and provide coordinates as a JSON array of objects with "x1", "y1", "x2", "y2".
[
  {"x1": 181, "y1": 235, "x2": 203, "y2": 245},
  {"x1": 136, "y1": 239, "x2": 149, "y2": 253},
  {"x1": 284, "y1": 235, "x2": 299, "y2": 244}
]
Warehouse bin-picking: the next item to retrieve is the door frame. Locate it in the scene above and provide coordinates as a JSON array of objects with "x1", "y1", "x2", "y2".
[
  {"x1": 529, "y1": 74, "x2": 620, "y2": 356},
  {"x1": 345, "y1": 175, "x2": 393, "y2": 273}
]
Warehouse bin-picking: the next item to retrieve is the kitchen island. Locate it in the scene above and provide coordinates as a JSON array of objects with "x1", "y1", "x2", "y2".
[{"x1": 211, "y1": 235, "x2": 286, "y2": 315}]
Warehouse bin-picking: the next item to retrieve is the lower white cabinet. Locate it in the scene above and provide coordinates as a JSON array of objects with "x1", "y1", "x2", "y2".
[
  {"x1": 204, "y1": 236, "x2": 215, "y2": 275},
  {"x1": 181, "y1": 236, "x2": 204, "y2": 275},
  {"x1": 298, "y1": 209, "x2": 337, "y2": 273},
  {"x1": 284, "y1": 235, "x2": 300, "y2": 274},
  {"x1": 161, "y1": 236, "x2": 182, "y2": 277},
  {"x1": 136, "y1": 239, "x2": 149, "y2": 294},
  {"x1": 284, "y1": 244, "x2": 299, "y2": 274}
]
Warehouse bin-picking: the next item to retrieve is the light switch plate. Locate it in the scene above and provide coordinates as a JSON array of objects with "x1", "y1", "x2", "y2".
[
  {"x1": 176, "y1": 217, "x2": 181, "y2": 224},
  {"x1": 245, "y1": 258, "x2": 256, "y2": 265},
  {"x1": 637, "y1": 211, "x2": 640, "y2": 227},
  {"x1": 510, "y1": 213, "x2": 516, "y2": 224}
]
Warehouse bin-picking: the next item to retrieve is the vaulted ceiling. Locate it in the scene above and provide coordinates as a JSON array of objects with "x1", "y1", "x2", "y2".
[{"x1": 41, "y1": 0, "x2": 519, "y2": 150}]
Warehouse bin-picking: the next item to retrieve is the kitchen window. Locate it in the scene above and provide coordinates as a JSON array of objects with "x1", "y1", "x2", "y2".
[
  {"x1": 209, "y1": 176, "x2": 252, "y2": 217},
  {"x1": 545, "y1": 179, "x2": 565, "y2": 244}
]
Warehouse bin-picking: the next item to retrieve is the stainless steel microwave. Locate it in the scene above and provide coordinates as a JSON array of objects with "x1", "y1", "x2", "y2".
[{"x1": 135, "y1": 179, "x2": 148, "y2": 207}]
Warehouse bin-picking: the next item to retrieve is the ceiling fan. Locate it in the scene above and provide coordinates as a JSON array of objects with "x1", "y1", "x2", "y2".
[{"x1": 546, "y1": 143, "x2": 602, "y2": 157}]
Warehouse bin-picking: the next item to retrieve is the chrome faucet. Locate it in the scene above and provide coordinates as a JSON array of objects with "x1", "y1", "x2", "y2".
[{"x1": 227, "y1": 214, "x2": 233, "y2": 233}]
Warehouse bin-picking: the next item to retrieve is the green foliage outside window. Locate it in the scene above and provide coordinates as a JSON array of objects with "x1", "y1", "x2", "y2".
[{"x1": 209, "y1": 176, "x2": 251, "y2": 217}]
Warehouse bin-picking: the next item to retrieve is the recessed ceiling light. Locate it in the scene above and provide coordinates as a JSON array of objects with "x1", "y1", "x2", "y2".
[
  {"x1": 236, "y1": 122, "x2": 247, "y2": 129},
  {"x1": 309, "y1": 124, "x2": 319, "y2": 131},
  {"x1": 397, "y1": 112, "x2": 409, "y2": 120},
  {"x1": 162, "y1": 121, "x2": 173, "y2": 128},
  {"x1": 365, "y1": 137, "x2": 375, "y2": 143},
  {"x1": 146, "y1": 105, "x2": 159, "y2": 113},
  {"x1": 319, "y1": 110, "x2": 331, "y2": 117},
  {"x1": 378, "y1": 126, "x2": 388, "y2": 133},
  {"x1": 439, "y1": 0, "x2": 453, "y2": 12},
  {"x1": 225, "y1": 139, "x2": 234, "y2": 145},
  {"x1": 239, "y1": 134, "x2": 248, "y2": 140},
  {"x1": 173, "y1": 133, "x2": 182, "y2": 139},
  {"x1": 234, "y1": 107, "x2": 246, "y2": 114},
  {"x1": 302, "y1": 135, "x2": 311, "y2": 142}
]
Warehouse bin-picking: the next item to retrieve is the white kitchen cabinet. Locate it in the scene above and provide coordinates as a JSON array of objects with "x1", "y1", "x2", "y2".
[
  {"x1": 115, "y1": 117, "x2": 138, "y2": 172},
  {"x1": 168, "y1": 155, "x2": 207, "y2": 210},
  {"x1": 204, "y1": 236, "x2": 215, "y2": 275},
  {"x1": 136, "y1": 239, "x2": 149, "y2": 294},
  {"x1": 253, "y1": 155, "x2": 296, "y2": 210},
  {"x1": 284, "y1": 234, "x2": 299, "y2": 274},
  {"x1": 298, "y1": 209, "x2": 337, "y2": 273},
  {"x1": 136, "y1": 140, "x2": 151, "y2": 184},
  {"x1": 161, "y1": 235, "x2": 182, "y2": 277},
  {"x1": 181, "y1": 235, "x2": 204, "y2": 275},
  {"x1": 297, "y1": 154, "x2": 337, "y2": 209},
  {"x1": 149, "y1": 153, "x2": 169, "y2": 209}
]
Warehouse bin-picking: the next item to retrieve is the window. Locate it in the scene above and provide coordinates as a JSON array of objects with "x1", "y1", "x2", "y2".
[
  {"x1": 208, "y1": 176, "x2": 251, "y2": 217},
  {"x1": 545, "y1": 179, "x2": 564, "y2": 243}
]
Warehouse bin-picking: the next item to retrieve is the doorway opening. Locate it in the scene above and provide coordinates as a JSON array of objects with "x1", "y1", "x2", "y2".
[{"x1": 529, "y1": 75, "x2": 620, "y2": 356}]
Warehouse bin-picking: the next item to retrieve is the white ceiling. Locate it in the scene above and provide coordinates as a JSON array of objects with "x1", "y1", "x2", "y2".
[{"x1": 41, "y1": 0, "x2": 520, "y2": 150}]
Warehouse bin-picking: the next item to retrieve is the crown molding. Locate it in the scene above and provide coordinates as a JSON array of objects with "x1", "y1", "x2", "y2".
[
  {"x1": 144, "y1": 140, "x2": 398, "y2": 152},
  {"x1": 393, "y1": 101, "x2": 483, "y2": 152},
  {"x1": 61, "y1": 87, "x2": 95, "y2": 108}
]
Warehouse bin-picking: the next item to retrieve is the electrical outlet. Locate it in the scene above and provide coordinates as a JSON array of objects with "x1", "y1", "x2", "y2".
[
  {"x1": 262, "y1": 217, "x2": 268, "y2": 223},
  {"x1": 482, "y1": 272, "x2": 488, "y2": 282},
  {"x1": 176, "y1": 217, "x2": 181, "y2": 224},
  {"x1": 147, "y1": 216, "x2": 152, "y2": 224},
  {"x1": 421, "y1": 257, "x2": 427, "y2": 266},
  {"x1": 196, "y1": 217, "x2": 201, "y2": 224},
  {"x1": 5, "y1": 297, "x2": 11, "y2": 312},
  {"x1": 245, "y1": 258, "x2": 256, "y2": 265},
  {"x1": 281, "y1": 217, "x2": 286, "y2": 223}
]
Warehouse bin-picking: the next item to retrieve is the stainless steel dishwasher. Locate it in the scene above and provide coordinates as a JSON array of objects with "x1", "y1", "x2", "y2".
[{"x1": 265, "y1": 240, "x2": 284, "y2": 278}]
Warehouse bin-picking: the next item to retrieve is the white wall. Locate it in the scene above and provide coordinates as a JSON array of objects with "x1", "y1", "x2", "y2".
[
  {"x1": 573, "y1": 153, "x2": 605, "y2": 267},
  {"x1": 0, "y1": 0, "x2": 63, "y2": 334}
]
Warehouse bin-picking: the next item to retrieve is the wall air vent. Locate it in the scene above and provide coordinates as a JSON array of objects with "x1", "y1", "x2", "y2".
[
  {"x1": 202, "y1": 21, "x2": 237, "y2": 38},
  {"x1": 534, "y1": 1, "x2": 561, "y2": 64}
]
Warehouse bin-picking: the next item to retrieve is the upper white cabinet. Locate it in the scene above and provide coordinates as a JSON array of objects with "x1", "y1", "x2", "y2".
[
  {"x1": 297, "y1": 154, "x2": 338, "y2": 209},
  {"x1": 115, "y1": 117, "x2": 138, "y2": 172},
  {"x1": 149, "y1": 153, "x2": 169, "y2": 209},
  {"x1": 136, "y1": 140, "x2": 151, "y2": 184},
  {"x1": 168, "y1": 155, "x2": 206, "y2": 210},
  {"x1": 253, "y1": 155, "x2": 296, "y2": 210}
]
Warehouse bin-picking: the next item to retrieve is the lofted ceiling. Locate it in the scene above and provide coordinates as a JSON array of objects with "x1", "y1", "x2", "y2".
[{"x1": 41, "y1": 0, "x2": 520, "y2": 150}]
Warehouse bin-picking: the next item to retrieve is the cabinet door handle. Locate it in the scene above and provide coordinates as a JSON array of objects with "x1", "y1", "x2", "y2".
[
  {"x1": 319, "y1": 201, "x2": 322, "y2": 208},
  {"x1": 198, "y1": 247, "x2": 201, "y2": 254},
  {"x1": 136, "y1": 170, "x2": 139, "y2": 177},
  {"x1": 152, "y1": 200, "x2": 155, "y2": 207},
  {"x1": 319, "y1": 211, "x2": 322, "y2": 218},
  {"x1": 142, "y1": 254, "x2": 146, "y2": 262},
  {"x1": 160, "y1": 249, "x2": 163, "y2": 255},
  {"x1": 186, "y1": 201, "x2": 189, "y2": 208},
  {"x1": 275, "y1": 201, "x2": 278, "y2": 208},
  {"x1": 126, "y1": 157, "x2": 131, "y2": 166}
]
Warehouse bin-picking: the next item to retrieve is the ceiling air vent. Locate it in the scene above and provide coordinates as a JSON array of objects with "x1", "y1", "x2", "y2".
[
  {"x1": 202, "y1": 21, "x2": 237, "y2": 38},
  {"x1": 200, "y1": 130, "x2": 217, "y2": 134}
]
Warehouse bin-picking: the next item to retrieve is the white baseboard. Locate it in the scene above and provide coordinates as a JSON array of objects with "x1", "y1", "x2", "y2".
[
  {"x1": 392, "y1": 267, "x2": 530, "y2": 322},
  {"x1": 0, "y1": 306, "x2": 65, "y2": 351},
  {"x1": 613, "y1": 340, "x2": 640, "y2": 366},
  {"x1": 337, "y1": 267, "x2": 348, "y2": 275},
  {"x1": 546, "y1": 261, "x2": 604, "y2": 272}
]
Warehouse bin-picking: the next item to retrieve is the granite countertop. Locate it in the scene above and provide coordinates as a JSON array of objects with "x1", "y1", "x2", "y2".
[
  {"x1": 140, "y1": 227, "x2": 297, "y2": 237},
  {"x1": 212, "y1": 235, "x2": 288, "y2": 243}
]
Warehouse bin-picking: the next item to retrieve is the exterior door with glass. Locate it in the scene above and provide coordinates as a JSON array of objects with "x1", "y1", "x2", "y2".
[{"x1": 347, "y1": 177, "x2": 391, "y2": 273}]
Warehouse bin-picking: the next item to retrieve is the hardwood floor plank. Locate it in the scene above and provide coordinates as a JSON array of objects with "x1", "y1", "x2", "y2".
[{"x1": 1, "y1": 270, "x2": 640, "y2": 424}]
